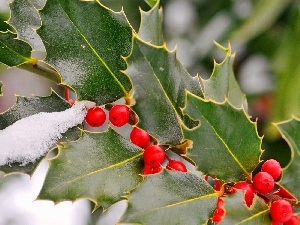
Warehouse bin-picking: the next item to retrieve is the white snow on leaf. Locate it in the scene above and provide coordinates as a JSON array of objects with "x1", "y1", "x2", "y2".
[{"x1": 0, "y1": 101, "x2": 95, "y2": 166}]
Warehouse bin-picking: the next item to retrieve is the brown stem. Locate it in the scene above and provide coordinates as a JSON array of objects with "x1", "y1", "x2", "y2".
[{"x1": 18, "y1": 61, "x2": 61, "y2": 84}]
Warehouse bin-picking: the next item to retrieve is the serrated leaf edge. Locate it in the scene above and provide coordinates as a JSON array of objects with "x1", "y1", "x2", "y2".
[{"x1": 181, "y1": 90, "x2": 263, "y2": 180}]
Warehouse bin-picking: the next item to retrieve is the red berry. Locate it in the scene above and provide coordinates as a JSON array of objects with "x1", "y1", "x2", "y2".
[
  {"x1": 130, "y1": 127, "x2": 150, "y2": 148},
  {"x1": 217, "y1": 197, "x2": 224, "y2": 208},
  {"x1": 143, "y1": 145, "x2": 165, "y2": 167},
  {"x1": 213, "y1": 179, "x2": 222, "y2": 191},
  {"x1": 85, "y1": 107, "x2": 106, "y2": 127},
  {"x1": 283, "y1": 214, "x2": 300, "y2": 225},
  {"x1": 212, "y1": 207, "x2": 225, "y2": 223},
  {"x1": 234, "y1": 181, "x2": 255, "y2": 207},
  {"x1": 166, "y1": 160, "x2": 187, "y2": 172},
  {"x1": 252, "y1": 172, "x2": 275, "y2": 194},
  {"x1": 109, "y1": 105, "x2": 130, "y2": 127},
  {"x1": 270, "y1": 200, "x2": 293, "y2": 223},
  {"x1": 143, "y1": 164, "x2": 162, "y2": 175},
  {"x1": 261, "y1": 159, "x2": 282, "y2": 180}
]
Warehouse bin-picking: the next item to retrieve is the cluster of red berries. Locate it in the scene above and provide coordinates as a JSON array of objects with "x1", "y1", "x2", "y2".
[
  {"x1": 84, "y1": 104, "x2": 188, "y2": 174},
  {"x1": 85, "y1": 104, "x2": 130, "y2": 128},
  {"x1": 209, "y1": 159, "x2": 299, "y2": 224}
]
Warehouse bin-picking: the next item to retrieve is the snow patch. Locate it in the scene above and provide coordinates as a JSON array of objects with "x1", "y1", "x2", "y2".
[{"x1": 0, "y1": 101, "x2": 95, "y2": 166}]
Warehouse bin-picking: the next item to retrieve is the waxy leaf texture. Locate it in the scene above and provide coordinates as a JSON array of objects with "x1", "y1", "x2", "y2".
[
  {"x1": 138, "y1": 1, "x2": 163, "y2": 46},
  {"x1": 275, "y1": 117, "x2": 300, "y2": 200},
  {"x1": 8, "y1": 0, "x2": 45, "y2": 51},
  {"x1": 182, "y1": 92, "x2": 262, "y2": 182},
  {"x1": 221, "y1": 191, "x2": 271, "y2": 225},
  {"x1": 0, "y1": 31, "x2": 32, "y2": 67},
  {"x1": 38, "y1": 129, "x2": 143, "y2": 209},
  {"x1": 120, "y1": 170, "x2": 217, "y2": 225},
  {"x1": 126, "y1": 36, "x2": 202, "y2": 146},
  {"x1": 202, "y1": 43, "x2": 248, "y2": 111},
  {"x1": 0, "y1": 91, "x2": 79, "y2": 175},
  {"x1": 38, "y1": 0, "x2": 132, "y2": 105}
]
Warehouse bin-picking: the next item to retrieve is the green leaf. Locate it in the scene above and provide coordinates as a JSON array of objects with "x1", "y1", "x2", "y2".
[
  {"x1": 275, "y1": 117, "x2": 300, "y2": 200},
  {"x1": 0, "y1": 31, "x2": 33, "y2": 67},
  {"x1": 38, "y1": 129, "x2": 143, "y2": 209},
  {"x1": 120, "y1": 170, "x2": 217, "y2": 225},
  {"x1": 126, "y1": 36, "x2": 202, "y2": 146},
  {"x1": 138, "y1": 0, "x2": 163, "y2": 46},
  {"x1": 144, "y1": 0, "x2": 159, "y2": 8},
  {"x1": 221, "y1": 191, "x2": 271, "y2": 225},
  {"x1": 8, "y1": 0, "x2": 45, "y2": 51},
  {"x1": 0, "y1": 91, "x2": 80, "y2": 175},
  {"x1": 202, "y1": 43, "x2": 248, "y2": 111},
  {"x1": 182, "y1": 91, "x2": 262, "y2": 182},
  {"x1": 38, "y1": 0, "x2": 133, "y2": 105}
]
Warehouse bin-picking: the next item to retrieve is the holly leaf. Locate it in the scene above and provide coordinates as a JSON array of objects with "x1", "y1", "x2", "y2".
[
  {"x1": 182, "y1": 91, "x2": 262, "y2": 182},
  {"x1": 0, "y1": 31, "x2": 33, "y2": 67},
  {"x1": 38, "y1": 129, "x2": 143, "y2": 209},
  {"x1": 38, "y1": 0, "x2": 132, "y2": 105},
  {"x1": 275, "y1": 117, "x2": 300, "y2": 200},
  {"x1": 221, "y1": 191, "x2": 271, "y2": 225},
  {"x1": 8, "y1": 0, "x2": 45, "y2": 51},
  {"x1": 119, "y1": 170, "x2": 217, "y2": 225},
  {"x1": 125, "y1": 36, "x2": 202, "y2": 146},
  {"x1": 0, "y1": 91, "x2": 80, "y2": 175},
  {"x1": 144, "y1": 0, "x2": 159, "y2": 8},
  {"x1": 138, "y1": 0, "x2": 163, "y2": 46},
  {"x1": 202, "y1": 43, "x2": 248, "y2": 111}
]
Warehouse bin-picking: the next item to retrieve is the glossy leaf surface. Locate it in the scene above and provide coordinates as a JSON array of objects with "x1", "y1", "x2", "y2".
[
  {"x1": 182, "y1": 92, "x2": 261, "y2": 182},
  {"x1": 8, "y1": 0, "x2": 45, "y2": 51},
  {"x1": 38, "y1": 129, "x2": 143, "y2": 209},
  {"x1": 126, "y1": 36, "x2": 202, "y2": 145},
  {"x1": 275, "y1": 117, "x2": 300, "y2": 200},
  {"x1": 221, "y1": 191, "x2": 271, "y2": 225},
  {"x1": 202, "y1": 43, "x2": 248, "y2": 111},
  {"x1": 120, "y1": 169, "x2": 217, "y2": 225},
  {"x1": 0, "y1": 31, "x2": 32, "y2": 67},
  {"x1": 138, "y1": 0, "x2": 163, "y2": 46},
  {"x1": 38, "y1": 0, "x2": 132, "y2": 105}
]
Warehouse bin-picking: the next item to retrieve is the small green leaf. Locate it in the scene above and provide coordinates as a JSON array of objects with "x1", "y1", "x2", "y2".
[
  {"x1": 221, "y1": 191, "x2": 271, "y2": 225},
  {"x1": 8, "y1": 0, "x2": 45, "y2": 51},
  {"x1": 138, "y1": 0, "x2": 163, "y2": 46},
  {"x1": 275, "y1": 117, "x2": 300, "y2": 200},
  {"x1": 38, "y1": 0, "x2": 133, "y2": 105},
  {"x1": 0, "y1": 91, "x2": 79, "y2": 175},
  {"x1": 0, "y1": 31, "x2": 33, "y2": 67},
  {"x1": 120, "y1": 170, "x2": 217, "y2": 225},
  {"x1": 144, "y1": 0, "x2": 159, "y2": 8},
  {"x1": 182, "y1": 91, "x2": 262, "y2": 182},
  {"x1": 202, "y1": 43, "x2": 248, "y2": 111},
  {"x1": 126, "y1": 36, "x2": 202, "y2": 145},
  {"x1": 38, "y1": 129, "x2": 143, "y2": 209}
]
